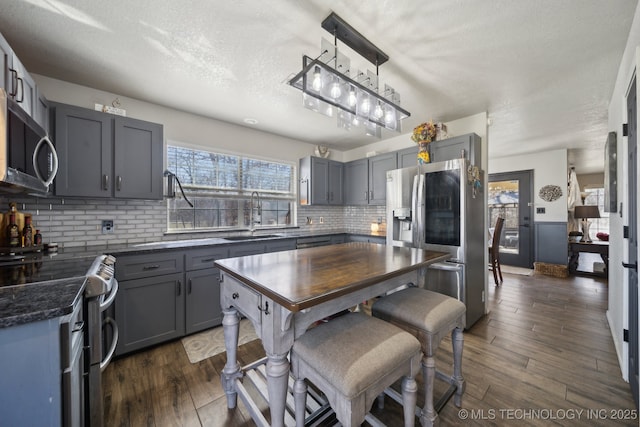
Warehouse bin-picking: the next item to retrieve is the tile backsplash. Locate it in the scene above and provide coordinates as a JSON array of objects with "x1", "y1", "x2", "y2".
[{"x1": 0, "y1": 196, "x2": 386, "y2": 248}]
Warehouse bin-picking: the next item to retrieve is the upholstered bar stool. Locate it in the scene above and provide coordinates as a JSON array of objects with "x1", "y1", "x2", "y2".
[
  {"x1": 372, "y1": 287, "x2": 466, "y2": 427},
  {"x1": 291, "y1": 312, "x2": 422, "y2": 427}
]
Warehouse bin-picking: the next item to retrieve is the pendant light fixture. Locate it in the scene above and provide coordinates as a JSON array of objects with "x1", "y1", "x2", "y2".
[{"x1": 288, "y1": 12, "x2": 410, "y2": 137}]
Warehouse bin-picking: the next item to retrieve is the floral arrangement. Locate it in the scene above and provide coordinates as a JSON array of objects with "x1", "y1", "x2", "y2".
[
  {"x1": 411, "y1": 121, "x2": 437, "y2": 143},
  {"x1": 412, "y1": 120, "x2": 438, "y2": 163}
]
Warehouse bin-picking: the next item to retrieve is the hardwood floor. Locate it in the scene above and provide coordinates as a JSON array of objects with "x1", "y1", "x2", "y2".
[{"x1": 103, "y1": 271, "x2": 638, "y2": 426}]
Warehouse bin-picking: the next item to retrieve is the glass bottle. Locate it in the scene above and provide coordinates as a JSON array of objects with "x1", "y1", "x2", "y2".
[
  {"x1": 34, "y1": 229, "x2": 42, "y2": 246},
  {"x1": 7, "y1": 213, "x2": 19, "y2": 248},
  {"x1": 22, "y1": 215, "x2": 33, "y2": 247}
]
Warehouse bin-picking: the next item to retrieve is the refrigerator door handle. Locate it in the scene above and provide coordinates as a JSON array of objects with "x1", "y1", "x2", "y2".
[{"x1": 411, "y1": 174, "x2": 419, "y2": 246}]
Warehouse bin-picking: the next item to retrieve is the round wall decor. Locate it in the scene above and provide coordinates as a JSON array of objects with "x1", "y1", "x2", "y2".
[{"x1": 538, "y1": 184, "x2": 563, "y2": 202}]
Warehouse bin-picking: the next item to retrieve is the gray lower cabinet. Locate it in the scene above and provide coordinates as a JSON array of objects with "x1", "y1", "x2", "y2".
[
  {"x1": 185, "y1": 246, "x2": 230, "y2": 334},
  {"x1": 186, "y1": 268, "x2": 222, "y2": 334},
  {"x1": 348, "y1": 234, "x2": 386, "y2": 244},
  {"x1": 115, "y1": 251, "x2": 185, "y2": 356},
  {"x1": 116, "y1": 272, "x2": 185, "y2": 355},
  {"x1": 53, "y1": 102, "x2": 163, "y2": 199},
  {"x1": 265, "y1": 238, "x2": 297, "y2": 252}
]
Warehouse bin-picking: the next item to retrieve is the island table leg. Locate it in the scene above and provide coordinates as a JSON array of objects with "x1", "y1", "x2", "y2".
[
  {"x1": 265, "y1": 353, "x2": 290, "y2": 427},
  {"x1": 221, "y1": 308, "x2": 242, "y2": 408}
]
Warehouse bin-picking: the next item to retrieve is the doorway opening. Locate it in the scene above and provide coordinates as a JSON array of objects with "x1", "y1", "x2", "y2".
[{"x1": 488, "y1": 170, "x2": 534, "y2": 268}]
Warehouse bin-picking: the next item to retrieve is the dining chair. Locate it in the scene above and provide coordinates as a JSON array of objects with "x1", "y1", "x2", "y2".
[{"x1": 489, "y1": 217, "x2": 505, "y2": 286}]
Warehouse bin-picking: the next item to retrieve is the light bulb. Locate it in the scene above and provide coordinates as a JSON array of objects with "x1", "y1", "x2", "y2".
[
  {"x1": 312, "y1": 66, "x2": 322, "y2": 92},
  {"x1": 348, "y1": 87, "x2": 357, "y2": 107},
  {"x1": 373, "y1": 103, "x2": 384, "y2": 120},
  {"x1": 330, "y1": 78, "x2": 342, "y2": 99},
  {"x1": 385, "y1": 108, "x2": 396, "y2": 125},
  {"x1": 361, "y1": 98, "x2": 370, "y2": 115}
]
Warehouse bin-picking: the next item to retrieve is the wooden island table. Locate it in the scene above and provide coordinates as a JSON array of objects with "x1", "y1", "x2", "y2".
[{"x1": 215, "y1": 242, "x2": 450, "y2": 427}]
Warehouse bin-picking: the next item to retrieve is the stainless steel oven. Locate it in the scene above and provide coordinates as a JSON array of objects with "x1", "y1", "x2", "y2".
[{"x1": 83, "y1": 254, "x2": 118, "y2": 427}]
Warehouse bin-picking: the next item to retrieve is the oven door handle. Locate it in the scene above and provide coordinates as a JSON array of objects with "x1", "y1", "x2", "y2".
[
  {"x1": 99, "y1": 279, "x2": 118, "y2": 312},
  {"x1": 100, "y1": 317, "x2": 118, "y2": 372}
]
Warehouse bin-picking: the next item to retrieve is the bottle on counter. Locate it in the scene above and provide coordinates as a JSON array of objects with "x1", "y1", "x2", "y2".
[
  {"x1": 34, "y1": 229, "x2": 42, "y2": 246},
  {"x1": 7, "y1": 213, "x2": 19, "y2": 248},
  {"x1": 22, "y1": 215, "x2": 33, "y2": 247}
]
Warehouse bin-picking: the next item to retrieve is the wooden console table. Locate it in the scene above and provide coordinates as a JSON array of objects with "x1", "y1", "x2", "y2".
[
  {"x1": 215, "y1": 242, "x2": 449, "y2": 427},
  {"x1": 568, "y1": 241, "x2": 609, "y2": 277}
]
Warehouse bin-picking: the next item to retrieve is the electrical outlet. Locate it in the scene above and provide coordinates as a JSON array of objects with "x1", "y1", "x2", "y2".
[
  {"x1": 101, "y1": 220, "x2": 114, "y2": 234},
  {"x1": 319, "y1": 217, "x2": 324, "y2": 224}
]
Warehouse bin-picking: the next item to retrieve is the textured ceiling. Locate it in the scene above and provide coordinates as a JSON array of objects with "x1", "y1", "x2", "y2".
[{"x1": 0, "y1": 0, "x2": 637, "y2": 173}]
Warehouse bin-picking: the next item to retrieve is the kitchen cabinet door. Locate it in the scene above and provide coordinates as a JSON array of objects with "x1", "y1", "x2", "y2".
[
  {"x1": 228, "y1": 242, "x2": 266, "y2": 257},
  {"x1": 397, "y1": 146, "x2": 419, "y2": 169},
  {"x1": 115, "y1": 273, "x2": 185, "y2": 355},
  {"x1": 328, "y1": 160, "x2": 344, "y2": 204},
  {"x1": 114, "y1": 116, "x2": 163, "y2": 199},
  {"x1": 9, "y1": 53, "x2": 36, "y2": 117},
  {"x1": 0, "y1": 33, "x2": 11, "y2": 92},
  {"x1": 264, "y1": 238, "x2": 297, "y2": 253},
  {"x1": 344, "y1": 158, "x2": 369, "y2": 205},
  {"x1": 34, "y1": 89, "x2": 49, "y2": 133},
  {"x1": 368, "y1": 152, "x2": 397, "y2": 205},
  {"x1": 430, "y1": 133, "x2": 481, "y2": 164},
  {"x1": 54, "y1": 104, "x2": 112, "y2": 198},
  {"x1": 186, "y1": 267, "x2": 222, "y2": 334}
]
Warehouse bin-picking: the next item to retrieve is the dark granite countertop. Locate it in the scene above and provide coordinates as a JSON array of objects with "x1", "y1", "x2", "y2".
[{"x1": 0, "y1": 276, "x2": 85, "y2": 328}]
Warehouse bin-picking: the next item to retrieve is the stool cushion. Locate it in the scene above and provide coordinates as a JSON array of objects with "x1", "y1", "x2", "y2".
[
  {"x1": 292, "y1": 312, "x2": 420, "y2": 399},
  {"x1": 372, "y1": 288, "x2": 466, "y2": 334}
]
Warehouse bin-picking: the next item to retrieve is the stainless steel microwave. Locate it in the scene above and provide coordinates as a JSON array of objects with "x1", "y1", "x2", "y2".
[{"x1": 0, "y1": 88, "x2": 58, "y2": 195}]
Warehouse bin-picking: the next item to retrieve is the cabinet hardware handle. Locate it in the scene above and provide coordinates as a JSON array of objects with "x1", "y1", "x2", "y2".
[
  {"x1": 117, "y1": 175, "x2": 122, "y2": 191},
  {"x1": 177, "y1": 281, "x2": 182, "y2": 296},
  {"x1": 103, "y1": 174, "x2": 109, "y2": 191},
  {"x1": 622, "y1": 261, "x2": 638, "y2": 271},
  {"x1": 369, "y1": 190, "x2": 373, "y2": 200},
  {"x1": 72, "y1": 321, "x2": 84, "y2": 333},
  {"x1": 232, "y1": 292, "x2": 239, "y2": 299},
  {"x1": 8, "y1": 69, "x2": 18, "y2": 97},
  {"x1": 188, "y1": 279, "x2": 192, "y2": 294},
  {"x1": 143, "y1": 265, "x2": 160, "y2": 270},
  {"x1": 258, "y1": 301, "x2": 270, "y2": 315},
  {"x1": 17, "y1": 77, "x2": 24, "y2": 102},
  {"x1": 201, "y1": 258, "x2": 215, "y2": 262},
  {"x1": 364, "y1": 191, "x2": 368, "y2": 200}
]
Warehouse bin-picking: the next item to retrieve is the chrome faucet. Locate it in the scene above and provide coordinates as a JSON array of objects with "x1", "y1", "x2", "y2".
[{"x1": 250, "y1": 191, "x2": 262, "y2": 232}]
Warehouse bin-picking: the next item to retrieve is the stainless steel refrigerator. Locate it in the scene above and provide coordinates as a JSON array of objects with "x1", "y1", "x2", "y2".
[{"x1": 386, "y1": 158, "x2": 485, "y2": 327}]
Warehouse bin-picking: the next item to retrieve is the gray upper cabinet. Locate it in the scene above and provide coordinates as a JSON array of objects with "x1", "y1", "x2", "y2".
[
  {"x1": 54, "y1": 104, "x2": 112, "y2": 198},
  {"x1": 8, "y1": 53, "x2": 36, "y2": 117},
  {"x1": 114, "y1": 117, "x2": 163, "y2": 199},
  {"x1": 0, "y1": 33, "x2": 11, "y2": 92},
  {"x1": 344, "y1": 153, "x2": 397, "y2": 205},
  {"x1": 299, "y1": 156, "x2": 343, "y2": 205},
  {"x1": 53, "y1": 103, "x2": 163, "y2": 199},
  {"x1": 368, "y1": 152, "x2": 396, "y2": 205},
  {"x1": 344, "y1": 158, "x2": 369, "y2": 205},
  {"x1": 397, "y1": 146, "x2": 419, "y2": 169},
  {"x1": 0, "y1": 32, "x2": 45, "y2": 129},
  {"x1": 430, "y1": 133, "x2": 481, "y2": 164}
]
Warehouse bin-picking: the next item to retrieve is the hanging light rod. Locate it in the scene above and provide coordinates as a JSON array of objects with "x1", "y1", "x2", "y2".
[
  {"x1": 288, "y1": 12, "x2": 409, "y2": 137},
  {"x1": 321, "y1": 12, "x2": 389, "y2": 66}
]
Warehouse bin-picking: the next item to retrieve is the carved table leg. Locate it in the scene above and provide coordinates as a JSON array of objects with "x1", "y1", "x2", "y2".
[
  {"x1": 221, "y1": 308, "x2": 242, "y2": 409},
  {"x1": 452, "y1": 327, "x2": 465, "y2": 407},
  {"x1": 266, "y1": 353, "x2": 290, "y2": 427}
]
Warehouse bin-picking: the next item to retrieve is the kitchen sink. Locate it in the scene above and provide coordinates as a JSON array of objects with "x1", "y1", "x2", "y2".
[{"x1": 222, "y1": 234, "x2": 281, "y2": 241}]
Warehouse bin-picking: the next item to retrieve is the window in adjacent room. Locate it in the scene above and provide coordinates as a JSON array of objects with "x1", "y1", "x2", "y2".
[
  {"x1": 583, "y1": 187, "x2": 609, "y2": 236},
  {"x1": 166, "y1": 144, "x2": 296, "y2": 231}
]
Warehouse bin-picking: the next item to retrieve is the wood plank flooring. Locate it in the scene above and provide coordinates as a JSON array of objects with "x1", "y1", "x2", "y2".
[{"x1": 103, "y1": 271, "x2": 638, "y2": 426}]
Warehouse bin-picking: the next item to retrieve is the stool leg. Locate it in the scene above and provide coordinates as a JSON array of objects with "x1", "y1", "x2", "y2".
[
  {"x1": 377, "y1": 392, "x2": 385, "y2": 410},
  {"x1": 293, "y1": 378, "x2": 307, "y2": 427},
  {"x1": 452, "y1": 327, "x2": 465, "y2": 407},
  {"x1": 402, "y1": 376, "x2": 418, "y2": 427},
  {"x1": 420, "y1": 355, "x2": 437, "y2": 427}
]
